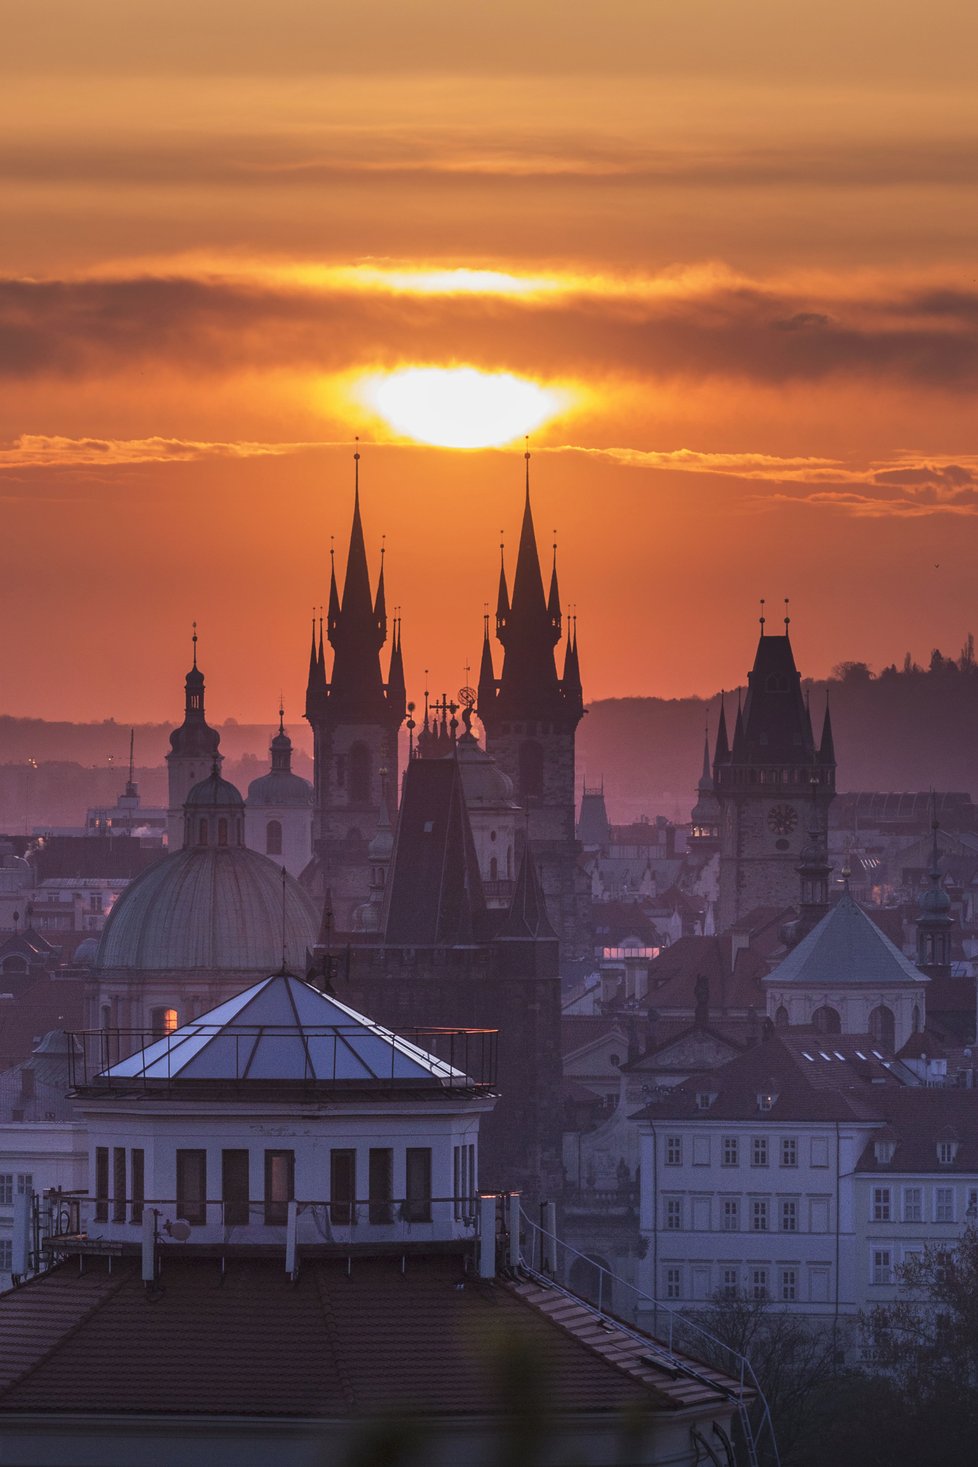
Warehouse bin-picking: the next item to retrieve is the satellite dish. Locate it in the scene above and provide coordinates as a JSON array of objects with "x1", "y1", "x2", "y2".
[{"x1": 164, "y1": 1218, "x2": 192, "y2": 1242}]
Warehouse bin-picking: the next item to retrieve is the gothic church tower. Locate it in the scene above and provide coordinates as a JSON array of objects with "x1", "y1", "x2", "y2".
[
  {"x1": 303, "y1": 455, "x2": 406, "y2": 928},
  {"x1": 714, "y1": 609, "x2": 835, "y2": 930},
  {"x1": 165, "y1": 629, "x2": 221, "y2": 849},
  {"x1": 477, "y1": 454, "x2": 587, "y2": 957}
]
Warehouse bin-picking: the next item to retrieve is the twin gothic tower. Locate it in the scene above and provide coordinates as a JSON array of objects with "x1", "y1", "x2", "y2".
[{"x1": 301, "y1": 453, "x2": 587, "y2": 952}]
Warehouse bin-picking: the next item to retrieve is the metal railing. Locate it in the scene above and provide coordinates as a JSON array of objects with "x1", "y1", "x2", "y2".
[
  {"x1": 517, "y1": 1206, "x2": 779, "y2": 1467},
  {"x1": 67, "y1": 1024, "x2": 498, "y2": 1093}
]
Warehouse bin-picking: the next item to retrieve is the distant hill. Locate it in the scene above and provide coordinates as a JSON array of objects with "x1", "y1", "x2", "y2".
[{"x1": 3, "y1": 652, "x2": 978, "y2": 830}]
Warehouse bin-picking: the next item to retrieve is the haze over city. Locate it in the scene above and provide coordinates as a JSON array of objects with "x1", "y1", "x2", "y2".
[{"x1": 2, "y1": 2, "x2": 977, "y2": 723}]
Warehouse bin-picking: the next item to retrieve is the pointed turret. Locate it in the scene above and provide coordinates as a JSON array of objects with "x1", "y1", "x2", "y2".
[
  {"x1": 496, "y1": 546, "x2": 510, "y2": 628},
  {"x1": 819, "y1": 697, "x2": 836, "y2": 767},
  {"x1": 499, "y1": 841, "x2": 557, "y2": 941},
  {"x1": 699, "y1": 730, "x2": 712, "y2": 792},
  {"x1": 169, "y1": 627, "x2": 220, "y2": 763},
  {"x1": 478, "y1": 615, "x2": 496, "y2": 711},
  {"x1": 374, "y1": 547, "x2": 387, "y2": 634},
  {"x1": 731, "y1": 693, "x2": 745, "y2": 761},
  {"x1": 386, "y1": 616, "x2": 406, "y2": 723},
  {"x1": 713, "y1": 695, "x2": 729, "y2": 767},
  {"x1": 547, "y1": 540, "x2": 562, "y2": 637}
]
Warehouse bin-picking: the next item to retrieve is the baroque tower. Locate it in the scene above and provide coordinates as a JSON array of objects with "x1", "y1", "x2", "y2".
[
  {"x1": 165, "y1": 627, "x2": 221, "y2": 849},
  {"x1": 477, "y1": 454, "x2": 587, "y2": 957},
  {"x1": 303, "y1": 454, "x2": 406, "y2": 928},
  {"x1": 714, "y1": 607, "x2": 835, "y2": 930}
]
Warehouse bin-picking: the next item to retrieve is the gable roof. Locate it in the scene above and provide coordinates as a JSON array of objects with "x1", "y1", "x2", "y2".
[{"x1": 764, "y1": 891, "x2": 926, "y2": 990}]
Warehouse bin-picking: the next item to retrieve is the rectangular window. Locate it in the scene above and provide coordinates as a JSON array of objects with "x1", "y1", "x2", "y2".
[
  {"x1": 781, "y1": 1200, "x2": 798, "y2": 1232},
  {"x1": 751, "y1": 1137, "x2": 768, "y2": 1168},
  {"x1": 780, "y1": 1268, "x2": 797, "y2": 1302},
  {"x1": 665, "y1": 1198, "x2": 683, "y2": 1230},
  {"x1": 330, "y1": 1149, "x2": 356, "y2": 1226},
  {"x1": 95, "y1": 1147, "x2": 109, "y2": 1223},
  {"x1": 221, "y1": 1149, "x2": 250, "y2": 1227},
  {"x1": 873, "y1": 1187, "x2": 892, "y2": 1222},
  {"x1": 903, "y1": 1187, "x2": 923, "y2": 1223},
  {"x1": 0, "y1": 1175, "x2": 12, "y2": 1208},
  {"x1": 967, "y1": 1188, "x2": 978, "y2": 1219},
  {"x1": 720, "y1": 1267, "x2": 738, "y2": 1299},
  {"x1": 781, "y1": 1137, "x2": 798, "y2": 1168},
  {"x1": 176, "y1": 1149, "x2": 207, "y2": 1226},
  {"x1": 368, "y1": 1148, "x2": 394, "y2": 1224},
  {"x1": 16, "y1": 1173, "x2": 32, "y2": 1196},
  {"x1": 722, "y1": 1137, "x2": 739, "y2": 1167},
  {"x1": 872, "y1": 1249, "x2": 893, "y2": 1285},
  {"x1": 721, "y1": 1198, "x2": 739, "y2": 1232},
  {"x1": 405, "y1": 1148, "x2": 432, "y2": 1223},
  {"x1": 665, "y1": 1266, "x2": 682, "y2": 1300},
  {"x1": 665, "y1": 1136, "x2": 682, "y2": 1166},
  {"x1": 113, "y1": 1147, "x2": 127, "y2": 1223},
  {"x1": 692, "y1": 1136, "x2": 711, "y2": 1166},
  {"x1": 264, "y1": 1149, "x2": 295, "y2": 1227},
  {"x1": 0, "y1": 1240, "x2": 11, "y2": 1271},
  {"x1": 935, "y1": 1187, "x2": 954, "y2": 1224},
  {"x1": 131, "y1": 1148, "x2": 144, "y2": 1225},
  {"x1": 752, "y1": 1199, "x2": 769, "y2": 1232},
  {"x1": 751, "y1": 1268, "x2": 768, "y2": 1300}
]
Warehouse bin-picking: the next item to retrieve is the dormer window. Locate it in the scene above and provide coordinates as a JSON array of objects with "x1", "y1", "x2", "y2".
[
  {"x1": 757, "y1": 1091, "x2": 778, "y2": 1112},
  {"x1": 874, "y1": 1139, "x2": 896, "y2": 1165},
  {"x1": 696, "y1": 1091, "x2": 717, "y2": 1111},
  {"x1": 937, "y1": 1139, "x2": 959, "y2": 1165}
]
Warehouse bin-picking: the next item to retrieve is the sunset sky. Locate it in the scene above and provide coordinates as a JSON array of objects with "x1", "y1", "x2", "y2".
[{"x1": 2, "y1": 2, "x2": 977, "y2": 724}]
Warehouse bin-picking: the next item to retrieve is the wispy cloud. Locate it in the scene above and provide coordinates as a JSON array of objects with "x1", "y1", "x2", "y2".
[{"x1": 0, "y1": 435, "x2": 318, "y2": 469}]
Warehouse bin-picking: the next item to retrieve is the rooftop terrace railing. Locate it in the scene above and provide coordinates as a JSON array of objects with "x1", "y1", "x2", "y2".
[{"x1": 66, "y1": 1024, "x2": 498, "y2": 1093}]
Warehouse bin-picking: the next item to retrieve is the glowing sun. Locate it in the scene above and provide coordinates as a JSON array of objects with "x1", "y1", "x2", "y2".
[{"x1": 354, "y1": 366, "x2": 571, "y2": 448}]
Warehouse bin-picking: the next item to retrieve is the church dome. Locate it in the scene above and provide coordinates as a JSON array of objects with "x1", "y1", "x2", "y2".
[
  {"x1": 95, "y1": 847, "x2": 319, "y2": 974},
  {"x1": 453, "y1": 731, "x2": 516, "y2": 807},
  {"x1": 918, "y1": 879, "x2": 951, "y2": 917}
]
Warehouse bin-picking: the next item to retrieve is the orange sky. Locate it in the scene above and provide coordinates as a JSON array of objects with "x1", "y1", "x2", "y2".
[{"x1": 2, "y1": 2, "x2": 977, "y2": 723}]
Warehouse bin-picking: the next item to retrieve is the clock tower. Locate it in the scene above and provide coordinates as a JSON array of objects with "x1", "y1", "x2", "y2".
[{"x1": 714, "y1": 606, "x2": 835, "y2": 930}]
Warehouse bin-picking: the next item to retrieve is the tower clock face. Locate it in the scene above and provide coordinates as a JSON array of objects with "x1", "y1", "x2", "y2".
[{"x1": 768, "y1": 804, "x2": 798, "y2": 836}]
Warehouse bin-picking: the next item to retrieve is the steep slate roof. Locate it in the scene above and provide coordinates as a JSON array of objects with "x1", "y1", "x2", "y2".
[
  {"x1": 632, "y1": 1031, "x2": 909, "y2": 1124},
  {"x1": 853, "y1": 1089, "x2": 978, "y2": 1174},
  {"x1": 0, "y1": 1254, "x2": 740, "y2": 1420},
  {"x1": 383, "y1": 759, "x2": 487, "y2": 946},
  {"x1": 98, "y1": 973, "x2": 465, "y2": 1088},
  {"x1": 763, "y1": 890, "x2": 926, "y2": 989}
]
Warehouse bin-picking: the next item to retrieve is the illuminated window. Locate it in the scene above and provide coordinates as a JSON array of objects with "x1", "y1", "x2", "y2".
[{"x1": 152, "y1": 1007, "x2": 178, "y2": 1037}]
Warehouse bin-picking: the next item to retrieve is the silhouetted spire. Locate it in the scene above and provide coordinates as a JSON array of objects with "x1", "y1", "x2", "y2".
[
  {"x1": 478, "y1": 612, "x2": 496, "y2": 711},
  {"x1": 699, "y1": 727, "x2": 712, "y2": 792},
  {"x1": 732, "y1": 691, "x2": 745, "y2": 760},
  {"x1": 169, "y1": 626, "x2": 220, "y2": 761},
  {"x1": 496, "y1": 541, "x2": 510, "y2": 625},
  {"x1": 714, "y1": 694, "x2": 730, "y2": 765},
  {"x1": 819, "y1": 696, "x2": 836, "y2": 767},
  {"x1": 327, "y1": 546, "x2": 340, "y2": 638},
  {"x1": 374, "y1": 542, "x2": 387, "y2": 631},
  {"x1": 387, "y1": 615, "x2": 406, "y2": 721},
  {"x1": 733, "y1": 624, "x2": 815, "y2": 764},
  {"x1": 547, "y1": 533, "x2": 561, "y2": 634}
]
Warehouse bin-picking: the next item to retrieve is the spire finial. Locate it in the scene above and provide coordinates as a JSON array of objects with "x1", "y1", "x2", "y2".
[
  {"x1": 353, "y1": 436, "x2": 360, "y2": 501},
  {"x1": 192, "y1": 620, "x2": 198, "y2": 669},
  {"x1": 759, "y1": 598, "x2": 766, "y2": 634},
  {"x1": 278, "y1": 695, "x2": 285, "y2": 735},
  {"x1": 524, "y1": 436, "x2": 531, "y2": 501},
  {"x1": 784, "y1": 596, "x2": 790, "y2": 633}
]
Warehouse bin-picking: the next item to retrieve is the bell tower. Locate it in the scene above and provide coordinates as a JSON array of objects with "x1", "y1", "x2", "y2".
[
  {"x1": 477, "y1": 452, "x2": 587, "y2": 957},
  {"x1": 714, "y1": 604, "x2": 835, "y2": 930},
  {"x1": 165, "y1": 626, "x2": 221, "y2": 849},
  {"x1": 303, "y1": 451, "x2": 406, "y2": 929}
]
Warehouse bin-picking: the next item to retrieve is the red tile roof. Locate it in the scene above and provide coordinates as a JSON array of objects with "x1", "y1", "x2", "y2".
[{"x1": 0, "y1": 1253, "x2": 741, "y2": 1421}]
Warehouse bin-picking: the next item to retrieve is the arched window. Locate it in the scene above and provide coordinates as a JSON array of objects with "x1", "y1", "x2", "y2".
[
  {"x1": 151, "y1": 1006, "x2": 179, "y2": 1037},
  {"x1": 519, "y1": 740, "x2": 544, "y2": 800},
  {"x1": 266, "y1": 819, "x2": 283, "y2": 856},
  {"x1": 775, "y1": 1005, "x2": 789, "y2": 1029},
  {"x1": 1, "y1": 955, "x2": 28, "y2": 976},
  {"x1": 349, "y1": 743, "x2": 371, "y2": 804},
  {"x1": 869, "y1": 1004, "x2": 895, "y2": 1050},
  {"x1": 812, "y1": 1005, "x2": 841, "y2": 1035},
  {"x1": 217, "y1": 817, "x2": 229, "y2": 848},
  {"x1": 198, "y1": 818, "x2": 208, "y2": 846}
]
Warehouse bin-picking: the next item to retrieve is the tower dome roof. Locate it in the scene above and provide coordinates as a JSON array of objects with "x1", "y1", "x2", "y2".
[
  {"x1": 246, "y1": 769, "x2": 313, "y2": 808},
  {"x1": 453, "y1": 729, "x2": 516, "y2": 806},
  {"x1": 185, "y1": 769, "x2": 245, "y2": 810},
  {"x1": 918, "y1": 879, "x2": 952, "y2": 917},
  {"x1": 95, "y1": 848, "x2": 318, "y2": 973}
]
